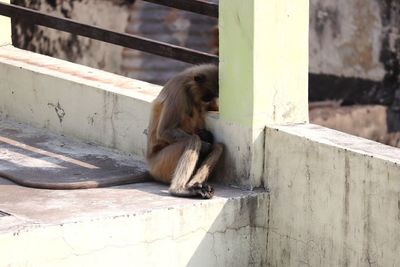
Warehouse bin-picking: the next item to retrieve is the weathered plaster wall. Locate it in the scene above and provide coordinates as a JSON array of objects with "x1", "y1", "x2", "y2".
[
  {"x1": 0, "y1": 46, "x2": 159, "y2": 158},
  {"x1": 310, "y1": 0, "x2": 400, "y2": 82},
  {"x1": 265, "y1": 124, "x2": 400, "y2": 266},
  {"x1": 310, "y1": 0, "x2": 383, "y2": 80}
]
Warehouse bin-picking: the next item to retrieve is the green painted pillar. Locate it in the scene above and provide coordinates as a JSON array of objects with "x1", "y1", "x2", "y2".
[
  {"x1": 214, "y1": 0, "x2": 309, "y2": 188},
  {"x1": 219, "y1": 0, "x2": 309, "y2": 127},
  {"x1": 0, "y1": 0, "x2": 11, "y2": 46}
]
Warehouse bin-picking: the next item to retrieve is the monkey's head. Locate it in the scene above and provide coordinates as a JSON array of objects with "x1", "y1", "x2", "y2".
[{"x1": 191, "y1": 64, "x2": 219, "y2": 103}]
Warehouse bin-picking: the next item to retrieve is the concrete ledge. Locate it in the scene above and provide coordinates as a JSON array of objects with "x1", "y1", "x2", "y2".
[
  {"x1": 264, "y1": 123, "x2": 400, "y2": 266},
  {"x1": 0, "y1": 46, "x2": 263, "y2": 188},
  {"x1": 0, "y1": 182, "x2": 268, "y2": 267},
  {"x1": 0, "y1": 101, "x2": 269, "y2": 267},
  {"x1": 0, "y1": 45, "x2": 161, "y2": 158}
]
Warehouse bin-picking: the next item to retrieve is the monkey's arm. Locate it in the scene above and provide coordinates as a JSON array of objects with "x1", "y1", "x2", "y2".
[
  {"x1": 156, "y1": 102, "x2": 212, "y2": 155},
  {"x1": 156, "y1": 100, "x2": 191, "y2": 144}
]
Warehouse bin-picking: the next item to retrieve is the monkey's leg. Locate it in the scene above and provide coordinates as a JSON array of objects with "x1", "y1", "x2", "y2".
[
  {"x1": 168, "y1": 136, "x2": 214, "y2": 199},
  {"x1": 148, "y1": 140, "x2": 191, "y2": 184},
  {"x1": 188, "y1": 143, "x2": 223, "y2": 188},
  {"x1": 168, "y1": 135, "x2": 200, "y2": 196}
]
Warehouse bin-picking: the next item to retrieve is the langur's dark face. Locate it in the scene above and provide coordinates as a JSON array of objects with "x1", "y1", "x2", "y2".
[{"x1": 193, "y1": 65, "x2": 219, "y2": 102}]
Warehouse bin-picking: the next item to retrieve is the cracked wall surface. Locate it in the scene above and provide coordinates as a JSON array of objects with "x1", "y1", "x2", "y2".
[
  {"x1": 0, "y1": 190, "x2": 269, "y2": 267},
  {"x1": 265, "y1": 124, "x2": 400, "y2": 266}
]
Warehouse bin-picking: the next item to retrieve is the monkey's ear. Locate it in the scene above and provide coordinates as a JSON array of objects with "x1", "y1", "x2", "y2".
[{"x1": 194, "y1": 73, "x2": 206, "y2": 84}]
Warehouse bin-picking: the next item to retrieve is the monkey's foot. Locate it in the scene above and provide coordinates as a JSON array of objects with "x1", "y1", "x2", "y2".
[{"x1": 189, "y1": 183, "x2": 214, "y2": 199}]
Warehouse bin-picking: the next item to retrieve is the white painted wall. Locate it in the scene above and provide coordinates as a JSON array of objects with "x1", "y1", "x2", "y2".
[
  {"x1": 0, "y1": 45, "x2": 160, "y2": 158},
  {"x1": 265, "y1": 124, "x2": 400, "y2": 266}
]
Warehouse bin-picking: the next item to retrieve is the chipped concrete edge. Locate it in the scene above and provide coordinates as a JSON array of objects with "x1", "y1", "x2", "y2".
[
  {"x1": 1, "y1": 190, "x2": 269, "y2": 267},
  {"x1": 0, "y1": 45, "x2": 161, "y2": 159}
]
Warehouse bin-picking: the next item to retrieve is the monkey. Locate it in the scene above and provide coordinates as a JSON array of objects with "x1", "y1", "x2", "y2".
[
  {"x1": 0, "y1": 64, "x2": 223, "y2": 199},
  {"x1": 146, "y1": 64, "x2": 223, "y2": 199}
]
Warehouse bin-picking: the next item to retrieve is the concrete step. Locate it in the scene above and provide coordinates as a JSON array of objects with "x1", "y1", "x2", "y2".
[{"x1": 0, "y1": 118, "x2": 269, "y2": 267}]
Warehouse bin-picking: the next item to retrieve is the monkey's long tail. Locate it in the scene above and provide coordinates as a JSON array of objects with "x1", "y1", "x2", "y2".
[{"x1": 0, "y1": 171, "x2": 152, "y2": 190}]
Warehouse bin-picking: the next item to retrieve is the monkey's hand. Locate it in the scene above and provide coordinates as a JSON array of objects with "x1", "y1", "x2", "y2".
[
  {"x1": 195, "y1": 129, "x2": 214, "y2": 144},
  {"x1": 158, "y1": 128, "x2": 191, "y2": 144}
]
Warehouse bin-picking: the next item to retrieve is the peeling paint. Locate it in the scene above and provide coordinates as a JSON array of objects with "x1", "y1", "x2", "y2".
[{"x1": 48, "y1": 101, "x2": 66, "y2": 124}]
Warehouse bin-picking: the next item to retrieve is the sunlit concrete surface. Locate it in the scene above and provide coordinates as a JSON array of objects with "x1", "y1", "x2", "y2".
[
  {"x1": 0, "y1": 184, "x2": 268, "y2": 267},
  {"x1": 0, "y1": 118, "x2": 269, "y2": 267},
  {"x1": 0, "y1": 118, "x2": 147, "y2": 184}
]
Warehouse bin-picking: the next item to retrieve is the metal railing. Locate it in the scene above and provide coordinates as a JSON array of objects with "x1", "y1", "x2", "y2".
[{"x1": 0, "y1": 1, "x2": 218, "y2": 65}]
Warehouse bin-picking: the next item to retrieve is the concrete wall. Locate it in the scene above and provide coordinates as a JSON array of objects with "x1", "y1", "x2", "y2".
[
  {"x1": 310, "y1": 0, "x2": 399, "y2": 82},
  {"x1": 265, "y1": 124, "x2": 400, "y2": 266},
  {"x1": 0, "y1": 45, "x2": 159, "y2": 158}
]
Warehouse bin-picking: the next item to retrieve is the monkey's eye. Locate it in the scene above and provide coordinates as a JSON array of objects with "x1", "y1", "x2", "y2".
[{"x1": 194, "y1": 74, "x2": 206, "y2": 84}]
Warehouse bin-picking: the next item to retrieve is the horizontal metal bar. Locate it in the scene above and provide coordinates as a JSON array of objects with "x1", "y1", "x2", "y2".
[
  {"x1": 0, "y1": 3, "x2": 218, "y2": 65},
  {"x1": 142, "y1": 0, "x2": 218, "y2": 18}
]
